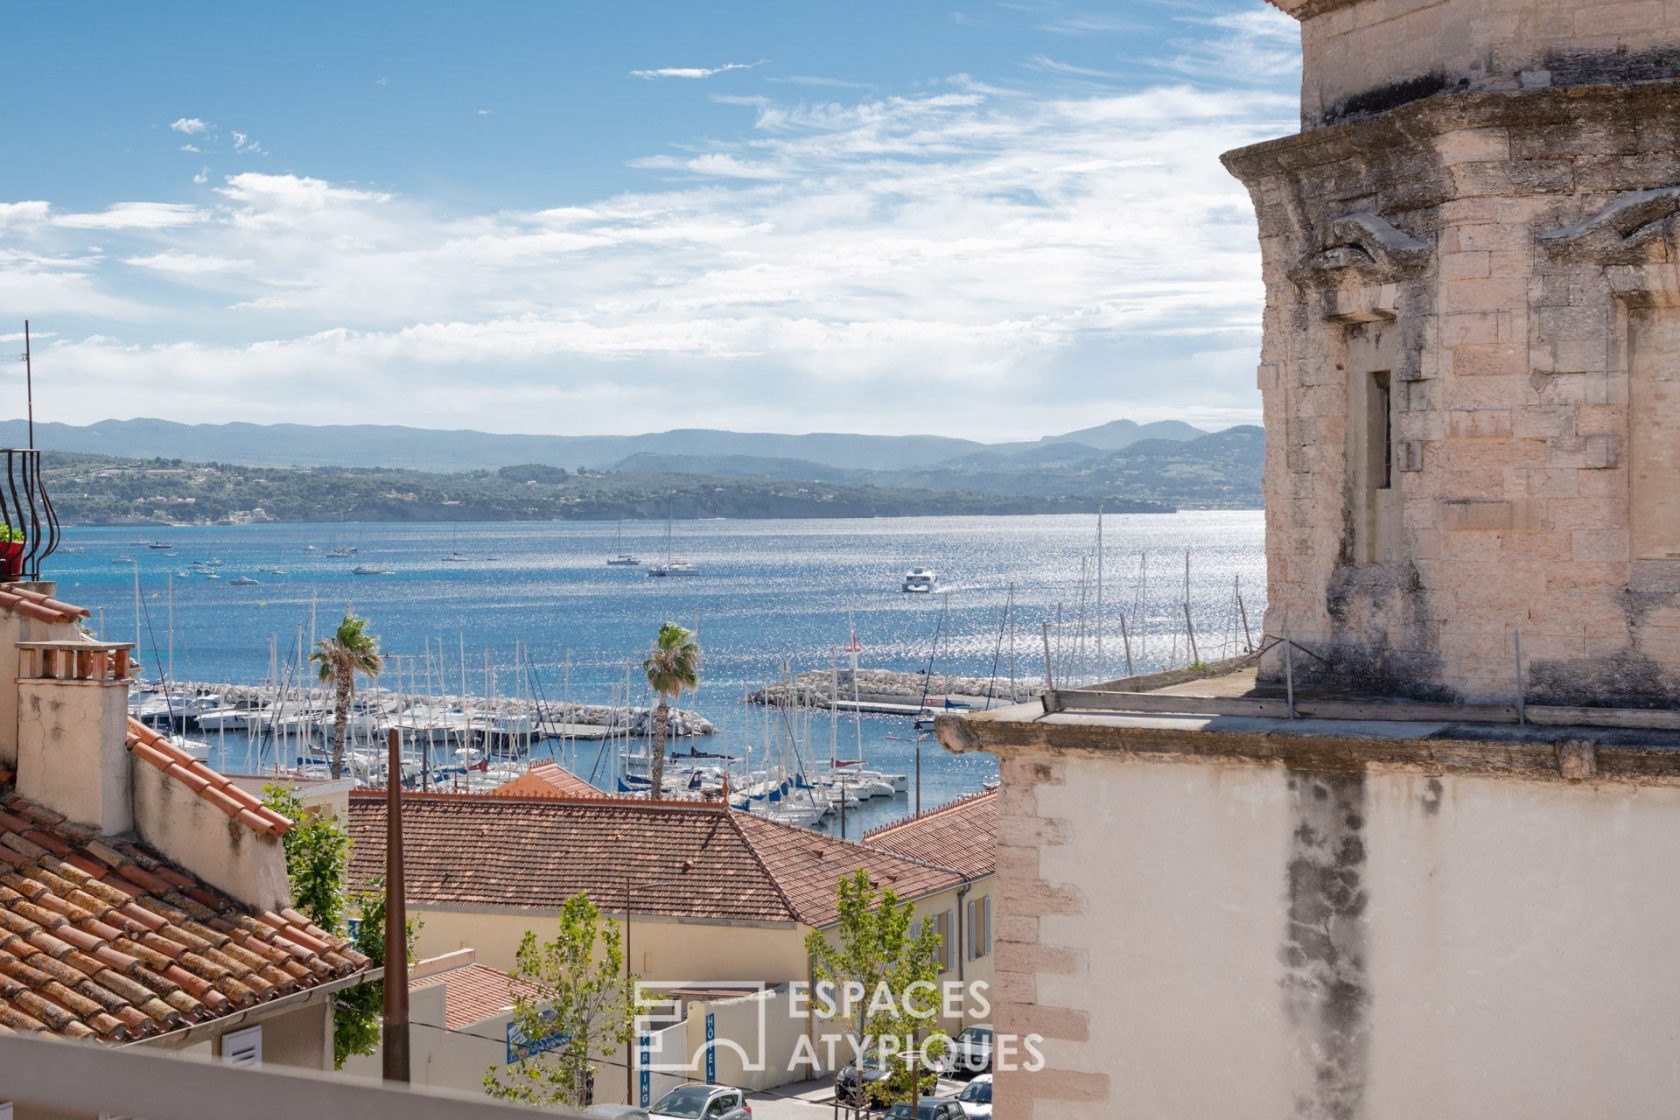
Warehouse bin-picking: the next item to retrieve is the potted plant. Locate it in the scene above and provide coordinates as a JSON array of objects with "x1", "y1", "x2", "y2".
[{"x1": 0, "y1": 526, "x2": 25, "y2": 580}]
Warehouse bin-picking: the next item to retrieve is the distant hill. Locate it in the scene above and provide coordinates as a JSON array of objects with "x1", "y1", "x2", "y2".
[
  {"x1": 0, "y1": 419, "x2": 985, "y2": 472},
  {"x1": 0, "y1": 416, "x2": 1213, "y2": 473}
]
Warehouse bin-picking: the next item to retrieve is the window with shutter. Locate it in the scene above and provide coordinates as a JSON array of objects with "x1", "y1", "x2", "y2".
[{"x1": 222, "y1": 1024, "x2": 263, "y2": 1068}]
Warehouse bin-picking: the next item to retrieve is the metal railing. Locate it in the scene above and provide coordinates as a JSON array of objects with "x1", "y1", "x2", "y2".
[{"x1": 0, "y1": 448, "x2": 58, "y2": 582}]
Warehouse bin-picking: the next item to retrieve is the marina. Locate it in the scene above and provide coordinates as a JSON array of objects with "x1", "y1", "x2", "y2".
[{"x1": 58, "y1": 511, "x2": 1265, "y2": 834}]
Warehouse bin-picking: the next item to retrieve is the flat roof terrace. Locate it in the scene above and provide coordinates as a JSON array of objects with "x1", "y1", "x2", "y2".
[{"x1": 936, "y1": 658, "x2": 1680, "y2": 785}]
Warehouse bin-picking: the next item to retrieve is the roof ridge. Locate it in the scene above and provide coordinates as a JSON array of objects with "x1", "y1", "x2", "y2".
[
  {"x1": 349, "y1": 788, "x2": 721, "y2": 809},
  {"x1": 863, "y1": 787, "x2": 998, "y2": 841},
  {"x1": 722, "y1": 810, "x2": 803, "y2": 925},
  {"x1": 125, "y1": 719, "x2": 292, "y2": 836}
]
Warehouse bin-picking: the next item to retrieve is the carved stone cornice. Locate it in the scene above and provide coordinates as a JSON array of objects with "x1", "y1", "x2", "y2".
[
  {"x1": 1290, "y1": 212, "x2": 1432, "y2": 288},
  {"x1": 1541, "y1": 187, "x2": 1680, "y2": 264}
]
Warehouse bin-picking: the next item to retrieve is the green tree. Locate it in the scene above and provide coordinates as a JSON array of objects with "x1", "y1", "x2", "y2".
[
  {"x1": 640, "y1": 622, "x2": 701, "y2": 801},
  {"x1": 484, "y1": 893, "x2": 640, "y2": 1109},
  {"x1": 805, "y1": 869, "x2": 947, "y2": 1110},
  {"x1": 260, "y1": 786, "x2": 381, "y2": 1068},
  {"x1": 310, "y1": 612, "x2": 384, "y2": 780}
]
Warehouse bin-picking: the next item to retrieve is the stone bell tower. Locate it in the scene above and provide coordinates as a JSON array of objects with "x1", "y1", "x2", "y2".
[{"x1": 1224, "y1": 0, "x2": 1680, "y2": 705}]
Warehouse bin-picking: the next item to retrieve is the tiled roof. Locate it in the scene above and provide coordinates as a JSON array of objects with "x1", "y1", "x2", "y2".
[
  {"x1": 489, "y1": 761, "x2": 607, "y2": 800},
  {"x1": 730, "y1": 812, "x2": 963, "y2": 928},
  {"x1": 0, "y1": 586, "x2": 89, "y2": 626},
  {"x1": 414, "y1": 962, "x2": 533, "y2": 1030},
  {"x1": 863, "y1": 790, "x2": 998, "y2": 880},
  {"x1": 348, "y1": 794, "x2": 962, "y2": 928},
  {"x1": 126, "y1": 720, "x2": 292, "y2": 837},
  {"x1": 0, "y1": 774, "x2": 366, "y2": 1043}
]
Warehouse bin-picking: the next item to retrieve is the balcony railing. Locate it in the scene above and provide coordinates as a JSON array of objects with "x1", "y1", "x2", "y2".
[{"x1": 0, "y1": 448, "x2": 58, "y2": 582}]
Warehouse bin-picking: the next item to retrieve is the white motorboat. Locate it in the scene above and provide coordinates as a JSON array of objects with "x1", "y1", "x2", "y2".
[
  {"x1": 196, "y1": 707, "x2": 252, "y2": 731},
  {"x1": 647, "y1": 560, "x2": 697, "y2": 577},
  {"x1": 230, "y1": 576, "x2": 260, "y2": 586},
  {"x1": 902, "y1": 568, "x2": 937, "y2": 593}
]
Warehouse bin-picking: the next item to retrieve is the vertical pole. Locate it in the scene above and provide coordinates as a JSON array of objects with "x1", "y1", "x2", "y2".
[
  {"x1": 22, "y1": 321, "x2": 33, "y2": 450},
  {"x1": 1119, "y1": 612, "x2": 1134, "y2": 677},
  {"x1": 838, "y1": 782, "x2": 847, "y2": 840},
  {"x1": 1514, "y1": 629, "x2": 1525, "y2": 725},
  {"x1": 1095, "y1": 506, "x2": 1104, "y2": 682},
  {"x1": 1284, "y1": 631, "x2": 1296, "y2": 719},
  {"x1": 1040, "y1": 622, "x2": 1055, "y2": 692},
  {"x1": 624, "y1": 874, "x2": 633, "y2": 1105},
  {"x1": 382, "y1": 728, "x2": 410, "y2": 1083},
  {"x1": 1183, "y1": 602, "x2": 1200, "y2": 667},
  {"x1": 915, "y1": 737, "x2": 922, "y2": 818},
  {"x1": 1237, "y1": 576, "x2": 1254, "y2": 653}
]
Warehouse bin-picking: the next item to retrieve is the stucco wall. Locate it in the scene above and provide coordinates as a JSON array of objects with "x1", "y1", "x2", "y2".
[
  {"x1": 408, "y1": 906, "x2": 811, "y2": 985},
  {"x1": 131, "y1": 762, "x2": 291, "y2": 912},
  {"x1": 15, "y1": 680, "x2": 130, "y2": 835},
  {"x1": 995, "y1": 747, "x2": 1680, "y2": 1120},
  {"x1": 1275, "y1": 0, "x2": 1680, "y2": 129}
]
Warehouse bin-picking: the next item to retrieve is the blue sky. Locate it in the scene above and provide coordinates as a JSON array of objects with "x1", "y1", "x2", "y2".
[{"x1": 0, "y1": 1, "x2": 1299, "y2": 440}]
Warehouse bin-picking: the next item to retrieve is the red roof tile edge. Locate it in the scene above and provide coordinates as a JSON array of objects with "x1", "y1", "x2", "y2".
[
  {"x1": 125, "y1": 720, "x2": 292, "y2": 836},
  {"x1": 862, "y1": 788, "x2": 998, "y2": 842},
  {"x1": 0, "y1": 585, "x2": 90, "y2": 626}
]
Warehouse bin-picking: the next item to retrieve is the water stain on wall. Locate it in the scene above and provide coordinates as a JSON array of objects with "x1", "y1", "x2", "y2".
[{"x1": 1280, "y1": 772, "x2": 1371, "y2": 1120}]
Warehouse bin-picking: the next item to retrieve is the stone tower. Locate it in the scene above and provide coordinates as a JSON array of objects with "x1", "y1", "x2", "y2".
[{"x1": 1224, "y1": 0, "x2": 1680, "y2": 704}]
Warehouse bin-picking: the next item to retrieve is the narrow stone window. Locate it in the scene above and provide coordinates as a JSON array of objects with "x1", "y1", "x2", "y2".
[
  {"x1": 1347, "y1": 323, "x2": 1402, "y2": 565},
  {"x1": 1371, "y1": 370, "x2": 1393, "y2": 491}
]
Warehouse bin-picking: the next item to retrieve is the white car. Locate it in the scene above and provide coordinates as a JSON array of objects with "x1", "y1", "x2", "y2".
[{"x1": 956, "y1": 1073, "x2": 992, "y2": 1119}]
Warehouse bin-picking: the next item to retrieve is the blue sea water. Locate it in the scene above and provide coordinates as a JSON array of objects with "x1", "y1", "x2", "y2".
[{"x1": 56, "y1": 512, "x2": 1265, "y2": 835}]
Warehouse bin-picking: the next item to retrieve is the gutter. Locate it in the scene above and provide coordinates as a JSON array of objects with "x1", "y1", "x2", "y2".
[{"x1": 121, "y1": 967, "x2": 380, "y2": 1051}]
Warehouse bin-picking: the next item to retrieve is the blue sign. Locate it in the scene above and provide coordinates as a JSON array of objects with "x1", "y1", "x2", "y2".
[
  {"x1": 639, "y1": 1032, "x2": 652, "y2": 1107},
  {"x1": 705, "y1": 1013, "x2": 716, "y2": 1083},
  {"x1": 505, "y1": 1013, "x2": 570, "y2": 1065}
]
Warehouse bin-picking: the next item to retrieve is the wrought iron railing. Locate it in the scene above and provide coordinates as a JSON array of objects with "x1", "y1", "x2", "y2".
[{"x1": 0, "y1": 448, "x2": 58, "y2": 581}]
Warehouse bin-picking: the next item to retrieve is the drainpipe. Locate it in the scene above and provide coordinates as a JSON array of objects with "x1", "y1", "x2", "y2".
[{"x1": 955, "y1": 882, "x2": 970, "y2": 1025}]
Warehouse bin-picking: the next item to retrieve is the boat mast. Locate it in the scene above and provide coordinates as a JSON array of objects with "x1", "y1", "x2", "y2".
[{"x1": 1095, "y1": 506, "x2": 1104, "y2": 682}]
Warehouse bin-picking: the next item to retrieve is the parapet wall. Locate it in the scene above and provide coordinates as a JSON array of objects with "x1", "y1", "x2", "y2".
[{"x1": 1273, "y1": 0, "x2": 1680, "y2": 129}]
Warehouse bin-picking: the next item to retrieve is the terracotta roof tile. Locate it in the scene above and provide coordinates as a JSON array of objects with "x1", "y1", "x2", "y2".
[
  {"x1": 489, "y1": 761, "x2": 611, "y2": 800},
  {"x1": 124, "y1": 720, "x2": 292, "y2": 836},
  {"x1": 863, "y1": 790, "x2": 998, "y2": 879},
  {"x1": 0, "y1": 780, "x2": 367, "y2": 1043},
  {"x1": 348, "y1": 793, "x2": 963, "y2": 928},
  {"x1": 0, "y1": 586, "x2": 89, "y2": 626},
  {"x1": 414, "y1": 962, "x2": 538, "y2": 1030}
]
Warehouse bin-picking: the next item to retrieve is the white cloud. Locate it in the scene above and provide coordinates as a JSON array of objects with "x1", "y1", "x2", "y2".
[
  {"x1": 179, "y1": 143, "x2": 201, "y2": 153},
  {"x1": 169, "y1": 117, "x2": 209, "y2": 135},
  {"x1": 477, "y1": 108, "x2": 492, "y2": 116},
  {"x1": 630, "y1": 61, "x2": 766, "y2": 80},
  {"x1": 232, "y1": 131, "x2": 266, "y2": 155},
  {"x1": 2, "y1": 14, "x2": 1297, "y2": 438},
  {"x1": 52, "y1": 202, "x2": 204, "y2": 230},
  {"x1": 193, "y1": 167, "x2": 209, "y2": 185}
]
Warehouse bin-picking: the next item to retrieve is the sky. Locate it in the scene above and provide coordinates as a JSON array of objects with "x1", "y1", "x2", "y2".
[{"x1": 0, "y1": 1, "x2": 1300, "y2": 442}]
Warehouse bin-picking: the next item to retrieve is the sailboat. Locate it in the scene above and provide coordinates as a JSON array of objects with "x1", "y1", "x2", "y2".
[
  {"x1": 646, "y1": 508, "x2": 697, "y2": 577},
  {"x1": 606, "y1": 521, "x2": 641, "y2": 567}
]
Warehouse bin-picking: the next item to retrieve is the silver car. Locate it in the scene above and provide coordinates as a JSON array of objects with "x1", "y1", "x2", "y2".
[{"x1": 648, "y1": 1084, "x2": 752, "y2": 1119}]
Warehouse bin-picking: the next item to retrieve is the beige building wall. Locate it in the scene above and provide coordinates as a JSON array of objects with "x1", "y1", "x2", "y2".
[
  {"x1": 993, "y1": 745, "x2": 1680, "y2": 1120},
  {"x1": 408, "y1": 906, "x2": 811, "y2": 985}
]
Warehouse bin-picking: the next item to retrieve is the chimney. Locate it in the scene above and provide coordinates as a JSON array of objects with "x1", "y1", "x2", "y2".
[{"x1": 15, "y1": 638, "x2": 137, "y2": 835}]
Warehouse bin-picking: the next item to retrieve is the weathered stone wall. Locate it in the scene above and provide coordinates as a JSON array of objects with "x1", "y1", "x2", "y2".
[
  {"x1": 1225, "y1": 80, "x2": 1680, "y2": 704},
  {"x1": 987, "y1": 732, "x2": 1680, "y2": 1120},
  {"x1": 1272, "y1": 0, "x2": 1680, "y2": 129}
]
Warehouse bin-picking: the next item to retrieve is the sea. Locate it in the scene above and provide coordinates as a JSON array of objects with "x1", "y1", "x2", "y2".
[{"x1": 56, "y1": 511, "x2": 1266, "y2": 836}]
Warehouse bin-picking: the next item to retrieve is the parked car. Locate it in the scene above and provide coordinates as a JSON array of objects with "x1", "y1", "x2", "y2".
[
  {"x1": 883, "y1": 1099, "x2": 967, "y2": 1120},
  {"x1": 648, "y1": 1084, "x2": 752, "y2": 1119},
  {"x1": 586, "y1": 1107, "x2": 649, "y2": 1119},
  {"x1": 936, "y1": 1026, "x2": 993, "y2": 1075},
  {"x1": 956, "y1": 1073, "x2": 993, "y2": 1119},
  {"x1": 835, "y1": 1052, "x2": 894, "y2": 1103}
]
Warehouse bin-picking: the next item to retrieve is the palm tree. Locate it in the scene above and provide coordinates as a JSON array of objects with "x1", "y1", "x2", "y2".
[
  {"x1": 641, "y1": 622, "x2": 701, "y2": 801},
  {"x1": 311, "y1": 612, "x2": 384, "y2": 781}
]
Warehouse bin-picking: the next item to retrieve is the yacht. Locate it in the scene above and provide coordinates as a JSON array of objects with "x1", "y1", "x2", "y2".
[
  {"x1": 902, "y1": 568, "x2": 937, "y2": 593},
  {"x1": 328, "y1": 547, "x2": 358, "y2": 558},
  {"x1": 230, "y1": 575, "x2": 260, "y2": 586},
  {"x1": 607, "y1": 522, "x2": 641, "y2": 566},
  {"x1": 352, "y1": 564, "x2": 394, "y2": 576},
  {"x1": 648, "y1": 559, "x2": 697, "y2": 578}
]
